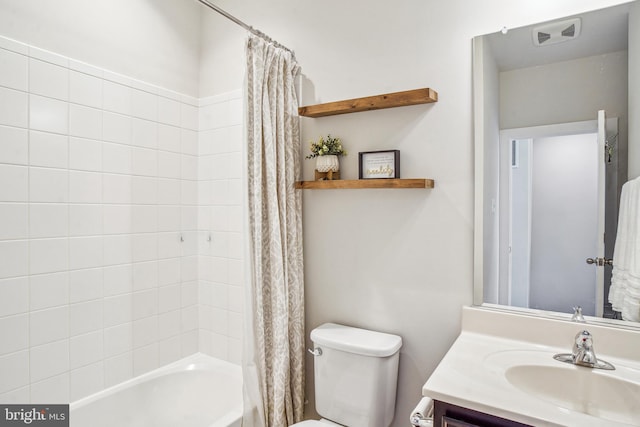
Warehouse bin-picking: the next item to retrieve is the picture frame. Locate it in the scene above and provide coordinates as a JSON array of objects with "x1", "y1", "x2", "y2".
[{"x1": 358, "y1": 150, "x2": 400, "y2": 179}]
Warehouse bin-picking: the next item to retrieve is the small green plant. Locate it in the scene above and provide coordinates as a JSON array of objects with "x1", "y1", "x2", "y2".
[{"x1": 305, "y1": 135, "x2": 347, "y2": 159}]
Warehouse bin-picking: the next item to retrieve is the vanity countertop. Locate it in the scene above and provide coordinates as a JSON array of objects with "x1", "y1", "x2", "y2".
[{"x1": 422, "y1": 306, "x2": 640, "y2": 427}]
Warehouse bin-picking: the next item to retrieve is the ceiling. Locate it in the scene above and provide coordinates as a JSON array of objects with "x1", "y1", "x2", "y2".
[{"x1": 483, "y1": 2, "x2": 632, "y2": 71}]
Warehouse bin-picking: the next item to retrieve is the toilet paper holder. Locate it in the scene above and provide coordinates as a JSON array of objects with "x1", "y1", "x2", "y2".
[{"x1": 410, "y1": 396, "x2": 434, "y2": 427}]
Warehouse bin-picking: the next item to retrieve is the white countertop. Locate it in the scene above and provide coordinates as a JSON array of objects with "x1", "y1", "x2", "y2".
[{"x1": 422, "y1": 307, "x2": 640, "y2": 427}]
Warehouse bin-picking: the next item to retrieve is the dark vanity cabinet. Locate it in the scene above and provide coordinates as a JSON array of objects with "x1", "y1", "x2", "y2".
[{"x1": 433, "y1": 401, "x2": 533, "y2": 427}]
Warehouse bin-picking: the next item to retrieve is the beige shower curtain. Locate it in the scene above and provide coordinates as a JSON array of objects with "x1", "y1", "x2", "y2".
[{"x1": 243, "y1": 34, "x2": 305, "y2": 427}]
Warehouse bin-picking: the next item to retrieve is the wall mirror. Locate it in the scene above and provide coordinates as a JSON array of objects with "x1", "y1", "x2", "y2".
[{"x1": 473, "y1": 1, "x2": 640, "y2": 327}]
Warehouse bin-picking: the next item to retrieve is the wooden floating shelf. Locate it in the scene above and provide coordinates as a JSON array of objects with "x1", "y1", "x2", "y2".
[
  {"x1": 298, "y1": 88, "x2": 438, "y2": 118},
  {"x1": 295, "y1": 178, "x2": 434, "y2": 190}
]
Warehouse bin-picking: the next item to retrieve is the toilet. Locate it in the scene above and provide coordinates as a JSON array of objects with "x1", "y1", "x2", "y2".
[{"x1": 293, "y1": 323, "x2": 402, "y2": 427}]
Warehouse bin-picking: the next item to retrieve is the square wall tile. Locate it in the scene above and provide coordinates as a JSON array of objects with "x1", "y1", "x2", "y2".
[
  {"x1": 132, "y1": 206, "x2": 157, "y2": 233},
  {"x1": 103, "y1": 294, "x2": 132, "y2": 328},
  {"x1": 158, "y1": 284, "x2": 180, "y2": 313},
  {"x1": 29, "y1": 238, "x2": 68, "y2": 275},
  {"x1": 69, "y1": 268, "x2": 103, "y2": 304},
  {"x1": 181, "y1": 330, "x2": 198, "y2": 357},
  {"x1": 158, "y1": 151, "x2": 180, "y2": 179},
  {"x1": 103, "y1": 112, "x2": 131, "y2": 145},
  {"x1": 131, "y1": 89, "x2": 157, "y2": 121},
  {"x1": 30, "y1": 339, "x2": 69, "y2": 382},
  {"x1": 158, "y1": 336, "x2": 181, "y2": 366},
  {"x1": 0, "y1": 277, "x2": 28, "y2": 317},
  {"x1": 70, "y1": 300, "x2": 103, "y2": 336},
  {"x1": 158, "y1": 310, "x2": 181, "y2": 339},
  {"x1": 29, "y1": 272, "x2": 69, "y2": 311},
  {"x1": 102, "y1": 205, "x2": 131, "y2": 235},
  {"x1": 102, "y1": 143, "x2": 131, "y2": 175},
  {"x1": 133, "y1": 317, "x2": 158, "y2": 348},
  {"x1": 158, "y1": 232, "x2": 181, "y2": 260},
  {"x1": 157, "y1": 124, "x2": 180, "y2": 153},
  {"x1": 70, "y1": 330, "x2": 103, "y2": 369},
  {"x1": 29, "y1": 167, "x2": 68, "y2": 203},
  {"x1": 103, "y1": 264, "x2": 132, "y2": 297},
  {"x1": 30, "y1": 373, "x2": 70, "y2": 404},
  {"x1": 158, "y1": 97, "x2": 180, "y2": 127},
  {"x1": 29, "y1": 95, "x2": 68, "y2": 134},
  {"x1": 0, "y1": 125, "x2": 28, "y2": 165},
  {"x1": 69, "y1": 104, "x2": 102, "y2": 140},
  {"x1": 181, "y1": 103, "x2": 198, "y2": 131},
  {"x1": 157, "y1": 258, "x2": 180, "y2": 287},
  {"x1": 132, "y1": 261, "x2": 157, "y2": 291},
  {"x1": 69, "y1": 170, "x2": 102, "y2": 203},
  {"x1": 69, "y1": 70, "x2": 102, "y2": 108},
  {"x1": 132, "y1": 234, "x2": 158, "y2": 263},
  {"x1": 29, "y1": 130, "x2": 68, "y2": 168},
  {"x1": 132, "y1": 147, "x2": 158, "y2": 177},
  {"x1": 0, "y1": 314, "x2": 29, "y2": 356},
  {"x1": 30, "y1": 306, "x2": 69, "y2": 347},
  {"x1": 131, "y1": 176, "x2": 157, "y2": 205},
  {"x1": 103, "y1": 235, "x2": 132, "y2": 267},
  {"x1": 131, "y1": 118, "x2": 157, "y2": 149},
  {"x1": 69, "y1": 361, "x2": 104, "y2": 401},
  {"x1": 104, "y1": 324, "x2": 132, "y2": 357},
  {"x1": 103, "y1": 80, "x2": 131, "y2": 115},
  {"x1": 69, "y1": 204, "x2": 103, "y2": 236},
  {"x1": 0, "y1": 351, "x2": 29, "y2": 394},
  {"x1": 133, "y1": 343, "x2": 158, "y2": 376},
  {"x1": 157, "y1": 206, "x2": 180, "y2": 231},
  {"x1": 0, "y1": 203, "x2": 28, "y2": 240},
  {"x1": 0, "y1": 49, "x2": 28, "y2": 91},
  {"x1": 0, "y1": 164, "x2": 28, "y2": 202},
  {"x1": 180, "y1": 129, "x2": 198, "y2": 155},
  {"x1": 29, "y1": 58, "x2": 68, "y2": 100},
  {"x1": 157, "y1": 180, "x2": 180, "y2": 205},
  {"x1": 133, "y1": 289, "x2": 158, "y2": 320},
  {"x1": 104, "y1": 352, "x2": 132, "y2": 388},
  {"x1": 0, "y1": 240, "x2": 28, "y2": 279},
  {"x1": 29, "y1": 204, "x2": 68, "y2": 238},
  {"x1": 103, "y1": 174, "x2": 131, "y2": 204},
  {"x1": 69, "y1": 236, "x2": 103, "y2": 270},
  {"x1": 0, "y1": 88, "x2": 28, "y2": 128},
  {"x1": 69, "y1": 137, "x2": 102, "y2": 172}
]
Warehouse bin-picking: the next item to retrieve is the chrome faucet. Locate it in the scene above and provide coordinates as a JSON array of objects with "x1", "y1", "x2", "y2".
[
  {"x1": 572, "y1": 330, "x2": 598, "y2": 366},
  {"x1": 553, "y1": 330, "x2": 615, "y2": 370}
]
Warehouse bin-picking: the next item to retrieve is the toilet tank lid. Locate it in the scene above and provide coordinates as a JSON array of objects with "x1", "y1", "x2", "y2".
[{"x1": 310, "y1": 323, "x2": 402, "y2": 357}]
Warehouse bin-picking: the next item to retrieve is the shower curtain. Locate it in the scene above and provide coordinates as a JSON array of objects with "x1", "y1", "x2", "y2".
[{"x1": 243, "y1": 34, "x2": 305, "y2": 427}]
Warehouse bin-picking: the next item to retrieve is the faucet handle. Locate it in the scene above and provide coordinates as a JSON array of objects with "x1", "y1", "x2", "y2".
[
  {"x1": 574, "y1": 330, "x2": 592, "y2": 349},
  {"x1": 573, "y1": 330, "x2": 597, "y2": 365},
  {"x1": 571, "y1": 306, "x2": 586, "y2": 322}
]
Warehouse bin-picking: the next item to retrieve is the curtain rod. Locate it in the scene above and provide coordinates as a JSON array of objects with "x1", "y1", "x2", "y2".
[{"x1": 196, "y1": 0, "x2": 295, "y2": 56}]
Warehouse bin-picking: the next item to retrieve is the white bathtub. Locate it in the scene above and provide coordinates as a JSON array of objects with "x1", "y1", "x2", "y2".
[{"x1": 70, "y1": 353, "x2": 243, "y2": 427}]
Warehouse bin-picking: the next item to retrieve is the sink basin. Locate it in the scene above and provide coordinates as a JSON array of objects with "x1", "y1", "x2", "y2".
[{"x1": 505, "y1": 364, "x2": 640, "y2": 425}]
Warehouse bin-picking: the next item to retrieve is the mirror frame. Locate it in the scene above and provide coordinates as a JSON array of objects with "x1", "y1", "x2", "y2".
[{"x1": 471, "y1": 4, "x2": 640, "y2": 331}]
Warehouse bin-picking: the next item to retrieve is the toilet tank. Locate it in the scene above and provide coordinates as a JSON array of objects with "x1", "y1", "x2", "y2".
[{"x1": 310, "y1": 323, "x2": 402, "y2": 427}]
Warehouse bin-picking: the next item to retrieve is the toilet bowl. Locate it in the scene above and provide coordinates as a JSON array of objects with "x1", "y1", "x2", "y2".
[{"x1": 292, "y1": 323, "x2": 402, "y2": 427}]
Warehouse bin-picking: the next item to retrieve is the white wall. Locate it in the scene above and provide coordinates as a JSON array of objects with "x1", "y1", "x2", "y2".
[
  {"x1": 198, "y1": 1, "x2": 631, "y2": 425},
  {"x1": 0, "y1": 0, "x2": 201, "y2": 96},
  {"x1": 500, "y1": 51, "x2": 628, "y2": 129}
]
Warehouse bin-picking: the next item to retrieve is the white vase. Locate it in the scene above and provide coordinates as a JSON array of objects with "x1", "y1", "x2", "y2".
[{"x1": 315, "y1": 155, "x2": 340, "y2": 172}]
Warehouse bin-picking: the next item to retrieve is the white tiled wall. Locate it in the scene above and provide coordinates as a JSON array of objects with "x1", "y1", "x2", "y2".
[
  {"x1": 197, "y1": 91, "x2": 245, "y2": 364},
  {"x1": 0, "y1": 36, "x2": 202, "y2": 403}
]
